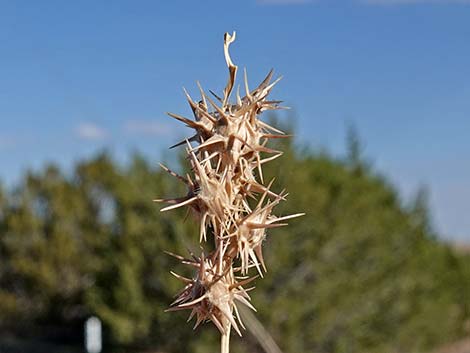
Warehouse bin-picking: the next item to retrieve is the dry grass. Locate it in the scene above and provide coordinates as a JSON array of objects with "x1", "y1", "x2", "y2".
[{"x1": 156, "y1": 32, "x2": 302, "y2": 353}]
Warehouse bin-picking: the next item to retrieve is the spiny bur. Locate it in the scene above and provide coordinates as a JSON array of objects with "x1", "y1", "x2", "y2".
[{"x1": 155, "y1": 31, "x2": 304, "y2": 353}]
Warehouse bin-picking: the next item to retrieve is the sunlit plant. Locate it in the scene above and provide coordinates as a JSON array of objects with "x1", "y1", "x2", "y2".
[{"x1": 156, "y1": 31, "x2": 303, "y2": 353}]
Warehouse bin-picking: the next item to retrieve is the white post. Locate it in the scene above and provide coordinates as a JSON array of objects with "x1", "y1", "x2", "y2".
[{"x1": 85, "y1": 316, "x2": 102, "y2": 353}]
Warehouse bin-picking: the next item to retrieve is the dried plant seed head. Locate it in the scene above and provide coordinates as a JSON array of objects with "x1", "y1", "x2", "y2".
[
  {"x1": 167, "y1": 252, "x2": 255, "y2": 336},
  {"x1": 157, "y1": 31, "x2": 304, "y2": 352}
]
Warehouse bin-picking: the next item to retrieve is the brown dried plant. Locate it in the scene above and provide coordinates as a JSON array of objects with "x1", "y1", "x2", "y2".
[{"x1": 156, "y1": 32, "x2": 304, "y2": 353}]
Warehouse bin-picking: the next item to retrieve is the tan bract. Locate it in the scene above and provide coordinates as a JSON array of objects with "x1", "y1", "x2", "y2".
[{"x1": 156, "y1": 31, "x2": 304, "y2": 353}]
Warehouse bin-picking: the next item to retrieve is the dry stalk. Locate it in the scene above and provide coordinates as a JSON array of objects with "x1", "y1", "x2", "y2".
[{"x1": 156, "y1": 31, "x2": 304, "y2": 353}]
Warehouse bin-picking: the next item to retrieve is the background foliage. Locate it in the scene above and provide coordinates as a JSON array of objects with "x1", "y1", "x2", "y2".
[{"x1": 0, "y1": 125, "x2": 469, "y2": 353}]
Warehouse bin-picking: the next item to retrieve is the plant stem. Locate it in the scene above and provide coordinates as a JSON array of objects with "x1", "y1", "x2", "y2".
[{"x1": 221, "y1": 323, "x2": 231, "y2": 353}]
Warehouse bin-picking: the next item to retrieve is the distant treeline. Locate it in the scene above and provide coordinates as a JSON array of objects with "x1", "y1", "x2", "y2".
[{"x1": 0, "y1": 129, "x2": 469, "y2": 353}]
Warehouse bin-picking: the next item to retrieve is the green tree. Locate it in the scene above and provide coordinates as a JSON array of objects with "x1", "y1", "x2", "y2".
[{"x1": 1, "y1": 133, "x2": 469, "y2": 353}]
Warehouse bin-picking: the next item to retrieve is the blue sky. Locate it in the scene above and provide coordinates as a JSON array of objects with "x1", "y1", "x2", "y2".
[{"x1": 0, "y1": 0, "x2": 469, "y2": 242}]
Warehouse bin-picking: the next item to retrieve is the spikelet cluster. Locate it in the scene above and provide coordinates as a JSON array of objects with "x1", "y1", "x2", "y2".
[{"x1": 156, "y1": 32, "x2": 303, "y2": 344}]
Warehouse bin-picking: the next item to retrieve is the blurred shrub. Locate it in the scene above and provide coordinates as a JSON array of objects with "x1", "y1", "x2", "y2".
[{"x1": 0, "y1": 128, "x2": 469, "y2": 353}]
